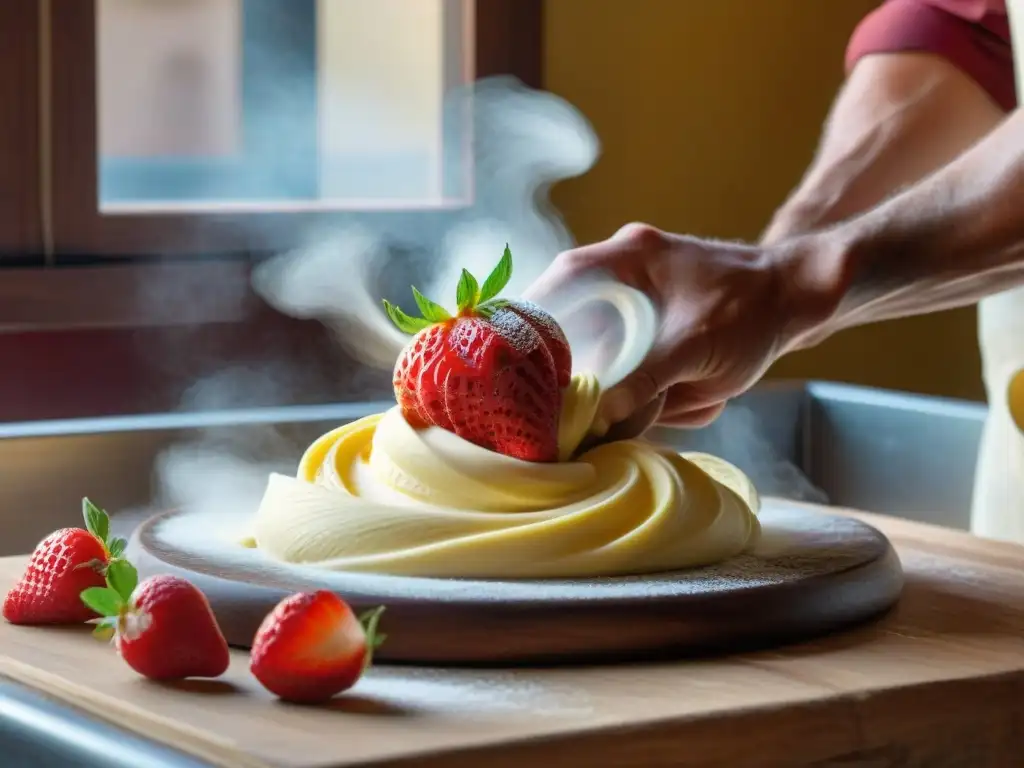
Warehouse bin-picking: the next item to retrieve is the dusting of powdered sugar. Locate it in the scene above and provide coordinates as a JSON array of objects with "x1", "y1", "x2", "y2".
[
  {"x1": 353, "y1": 666, "x2": 594, "y2": 716},
  {"x1": 146, "y1": 499, "x2": 886, "y2": 604}
]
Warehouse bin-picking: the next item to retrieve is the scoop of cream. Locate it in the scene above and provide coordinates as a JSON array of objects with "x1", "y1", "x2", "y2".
[{"x1": 247, "y1": 373, "x2": 760, "y2": 578}]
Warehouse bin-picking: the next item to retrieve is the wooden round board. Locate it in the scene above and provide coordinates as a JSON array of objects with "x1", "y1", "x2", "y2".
[{"x1": 128, "y1": 500, "x2": 904, "y2": 665}]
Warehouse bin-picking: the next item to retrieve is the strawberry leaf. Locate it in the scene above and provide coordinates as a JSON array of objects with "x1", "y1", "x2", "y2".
[
  {"x1": 456, "y1": 269, "x2": 479, "y2": 312},
  {"x1": 476, "y1": 298, "x2": 509, "y2": 319},
  {"x1": 106, "y1": 560, "x2": 138, "y2": 603},
  {"x1": 80, "y1": 586, "x2": 124, "y2": 618},
  {"x1": 82, "y1": 498, "x2": 109, "y2": 544},
  {"x1": 477, "y1": 244, "x2": 513, "y2": 304},
  {"x1": 359, "y1": 606, "x2": 387, "y2": 668},
  {"x1": 382, "y1": 300, "x2": 432, "y2": 335},
  {"x1": 411, "y1": 286, "x2": 451, "y2": 323},
  {"x1": 90, "y1": 621, "x2": 116, "y2": 642},
  {"x1": 107, "y1": 537, "x2": 128, "y2": 559}
]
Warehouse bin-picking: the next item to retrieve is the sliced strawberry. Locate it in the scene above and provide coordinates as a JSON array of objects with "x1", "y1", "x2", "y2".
[
  {"x1": 501, "y1": 299, "x2": 572, "y2": 388},
  {"x1": 383, "y1": 244, "x2": 571, "y2": 462},
  {"x1": 83, "y1": 572, "x2": 230, "y2": 680},
  {"x1": 394, "y1": 323, "x2": 450, "y2": 429},
  {"x1": 3, "y1": 498, "x2": 127, "y2": 625},
  {"x1": 485, "y1": 330, "x2": 561, "y2": 461},
  {"x1": 250, "y1": 591, "x2": 385, "y2": 704}
]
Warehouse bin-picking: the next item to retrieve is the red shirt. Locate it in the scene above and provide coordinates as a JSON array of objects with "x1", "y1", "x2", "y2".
[{"x1": 846, "y1": 0, "x2": 1016, "y2": 110}]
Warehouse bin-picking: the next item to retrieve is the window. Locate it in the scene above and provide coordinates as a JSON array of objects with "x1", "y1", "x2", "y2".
[
  {"x1": 0, "y1": 0, "x2": 542, "y2": 419},
  {"x1": 97, "y1": 0, "x2": 469, "y2": 211},
  {"x1": 50, "y1": 0, "x2": 539, "y2": 255}
]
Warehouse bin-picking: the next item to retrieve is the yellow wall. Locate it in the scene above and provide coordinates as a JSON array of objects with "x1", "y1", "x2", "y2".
[{"x1": 544, "y1": 0, "x2": 984, "y2": 401}]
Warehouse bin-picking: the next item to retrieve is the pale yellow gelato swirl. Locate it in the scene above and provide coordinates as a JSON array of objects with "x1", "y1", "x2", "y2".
[{"x1": 249, "y1": 374, "x2": 760, "y2": 578}]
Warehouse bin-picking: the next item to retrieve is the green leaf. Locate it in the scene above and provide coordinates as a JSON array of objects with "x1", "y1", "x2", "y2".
[
  {"x1": 80, "y1": 586, "x2": 124, "y2": 618},
  {"x1": 456, "y1": 269, "x2": 479, "y2": 312},
  {"x1": 82, "y1": 498, "x2": 109, "y2": 544},
  {"x1": 359, "y1": 606, "x2": 388, "y2": 663},
  {"x1": 105, "y1": 560, "x2": 138, "y2": 603},
  {"x1": 477, "y1": 244, "x2": 513, "y2": 304},
  {"x1": 477, "y1": 298, "x2": 510, "y2": 319},
  {"x1": 90, "y1": 621, "x2": 117, "y2": 642},
  {"x1": 382, "y1": 300, "x2": 432, "y2": 335},
  {"x1": 107, "y1": 538, "x2": 128, "y2": 559},
  {"x1": 411, "y1": 286, "x2": 451, "y2": 323}
]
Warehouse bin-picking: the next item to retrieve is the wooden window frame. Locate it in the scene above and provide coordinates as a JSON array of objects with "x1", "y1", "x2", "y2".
[
  {"x1": 0, "y1": 0, "x2": 543, "y2": 331},
  {"x1": 0, "y1": 0, "x2": 43, "y2": 259}
]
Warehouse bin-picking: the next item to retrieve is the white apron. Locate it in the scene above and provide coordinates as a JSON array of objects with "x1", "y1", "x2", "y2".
[{"x1": 970, "y1": 0, "x2": 1024, "y2": 540}]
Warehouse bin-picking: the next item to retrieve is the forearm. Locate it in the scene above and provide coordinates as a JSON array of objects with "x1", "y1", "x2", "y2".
[
  {"x1": 762, "y1": 53, "x2": 1004, "y2": 246},
  {"x1": 786, "y1": 105, "x2": 1024, "y2": 342}
]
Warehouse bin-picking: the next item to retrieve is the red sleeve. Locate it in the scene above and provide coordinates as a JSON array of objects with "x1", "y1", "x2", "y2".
[{"x1": 845, "y1": 0, "x2": 1016, "y2": 111}]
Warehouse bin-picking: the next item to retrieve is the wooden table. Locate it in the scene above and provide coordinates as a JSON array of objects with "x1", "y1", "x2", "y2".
[{"x1": 2, "y1": 505, "x2": 1024, "y2": 768}]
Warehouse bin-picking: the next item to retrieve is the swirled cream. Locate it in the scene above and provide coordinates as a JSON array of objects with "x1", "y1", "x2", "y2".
[{"x1": 247, "y1": 374, "x2": 761, "y2": 578}]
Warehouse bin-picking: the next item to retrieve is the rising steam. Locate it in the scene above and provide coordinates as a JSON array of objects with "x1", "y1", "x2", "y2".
[
  {"x1": 249, "y1": 76, "x2": 634, "y2": 379},
  {"x1": 143, "y1": 76, "x2": 827, "y2": 528}
]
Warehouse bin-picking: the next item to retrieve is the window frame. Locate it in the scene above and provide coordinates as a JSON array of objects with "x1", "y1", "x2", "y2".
[
  {"x1": 49, "y1": 0, "x2": 542, "y2": 256},
  {"x1": 0, "y1": 0, "x2": 543, "y2": 331},
  {"x1": 0, "y1": 0, "x2": 43, "y2": 260}
]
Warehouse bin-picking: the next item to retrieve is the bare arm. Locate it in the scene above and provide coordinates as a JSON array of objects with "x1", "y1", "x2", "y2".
[
  {"x1": 762, "y1": 52, "x2": 1004, "y2": 246},
  {"x1": 781, "y1": 102, "x2": 1024, "y2": 344}
]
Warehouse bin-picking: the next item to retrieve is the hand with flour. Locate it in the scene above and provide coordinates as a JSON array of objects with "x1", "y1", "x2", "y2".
[
  {"x1": 525, "y1": 223, "x2": 834, "y2": 429},
  {"x1": 529, "y1": 94, "x2": 1024, "y2": 435}
]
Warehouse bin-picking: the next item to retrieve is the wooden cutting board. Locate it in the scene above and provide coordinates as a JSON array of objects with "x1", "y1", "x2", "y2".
[
  {"x1": 127, "y1": 500, "x2": 904, "y2": 663},
  {"x1": 2, "y1": 504, "x2": 1024, "y2": 768}
]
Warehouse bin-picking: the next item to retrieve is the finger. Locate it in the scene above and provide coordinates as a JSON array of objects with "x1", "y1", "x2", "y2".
[
  {"x1": 521, "y1": 258, "x2": 575, "y2": 305},
  {"x1": 657, "y1": 402, "x2": 726, "y2": 429},
  {"x1": 597, "y1": 323, "x2": 716, "y2": 427},
  {"x1": 523, "y1": 239, "x2": 625, "y2": 304},
  {"x1": 525, "y1": 226, "x2": 664, "y2": 304},
  {"x1": 597, "y1": 368, "x2": 662, "y2": 428},
  {"x1": 599, "y1": 390, "x2": 667, "y2": 442},
  {"x1": 661, "y1": 380, "x2": 732, "y2": 416}
]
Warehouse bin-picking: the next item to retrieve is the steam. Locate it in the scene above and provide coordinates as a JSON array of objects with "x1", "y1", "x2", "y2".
[
  {"x1": 251, "y1": 76, "x2": 602, "y2": 372},
  {"x1": 662, "y1": 405, "x2": 829, "y2": 504},
  {"x1": 139, "y1": 76, "x2": 828, "y2": 539}
]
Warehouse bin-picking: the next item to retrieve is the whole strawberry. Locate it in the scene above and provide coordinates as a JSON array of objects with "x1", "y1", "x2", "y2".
[
  {"x1": 383, "y1": 245, "x2": 571, "y2": 462},
  {"x1": 82, "y1": 571, "x2": 230, "y2": 680},
  {"x1": 250, "y1": 591, "x2": 385, "y2": 704},
  {"x1": 3, "y1": 498, "x2": 128, "y2": 625}
]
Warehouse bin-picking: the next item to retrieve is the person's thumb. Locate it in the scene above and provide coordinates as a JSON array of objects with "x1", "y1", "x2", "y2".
[{"x1": 595, "y1": 367, "x2": 663, "y2": 432}]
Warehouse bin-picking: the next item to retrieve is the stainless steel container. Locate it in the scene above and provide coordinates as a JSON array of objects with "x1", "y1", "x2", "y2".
[{"x1": 0, "y1": 381, "x2": 987, "y2": 556}]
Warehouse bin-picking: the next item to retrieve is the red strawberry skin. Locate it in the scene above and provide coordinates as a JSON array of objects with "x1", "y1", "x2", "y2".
[
  {"x1": 118, "y1": 575, "x2": 229, "y2": 680},
  {"x1": 3, "y1": 528, "x2": 108, "y2": 625},
  {"x1": 250, "y1": 591, "x2": 370, "y2": 704},
  {"x1": 504, "y1": 300, "x2": 572, "y2": 388},
  {"x1": 393, "y1": 299, "x2": 571, "y2": 463}
]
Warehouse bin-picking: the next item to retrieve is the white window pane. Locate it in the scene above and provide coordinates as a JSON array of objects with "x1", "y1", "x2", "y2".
[
  {"x1": 96, "y1": 0, "x2": 468, "y2": 210},
  {"x1": 319, "y1": 0, "x2": 444, "y2": 200},
  {"x1": 98, "y1": 0, "x2": 242, "y2": 159}
]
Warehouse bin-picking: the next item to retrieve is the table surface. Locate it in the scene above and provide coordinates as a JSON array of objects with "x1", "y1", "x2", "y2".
[{"x1": 2, "y1": 504, "x2": 1024, "y2": 768}]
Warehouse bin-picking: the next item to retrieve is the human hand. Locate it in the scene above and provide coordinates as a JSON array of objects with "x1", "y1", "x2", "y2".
[{"x1": 526, "y1": 223, "x2": 834, "y2": 429}]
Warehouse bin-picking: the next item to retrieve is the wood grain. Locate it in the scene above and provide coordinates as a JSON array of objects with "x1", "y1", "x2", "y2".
[
  {"x1": 2, "y1": 506, "x2": 1024, "y2": 767},
  {"x1": 128, "y1": 501, "x2": 905, "y2": 664},
  {"x1": 0, "y1": 0, "x2": 42, "y2": 258}
]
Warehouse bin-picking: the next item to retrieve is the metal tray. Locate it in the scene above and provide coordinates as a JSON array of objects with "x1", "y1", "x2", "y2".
[{"x1": 0, "y1": 381, "x2": 987, "y2": 556}]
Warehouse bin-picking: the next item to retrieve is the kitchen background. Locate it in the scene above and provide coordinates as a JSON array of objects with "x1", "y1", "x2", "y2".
[
  {"x1": 2, "y1": 0, "x2": 983, "y2": 424},
  {"x1": 545, "y1": 0, "x2": 981, "y2": 401}
]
